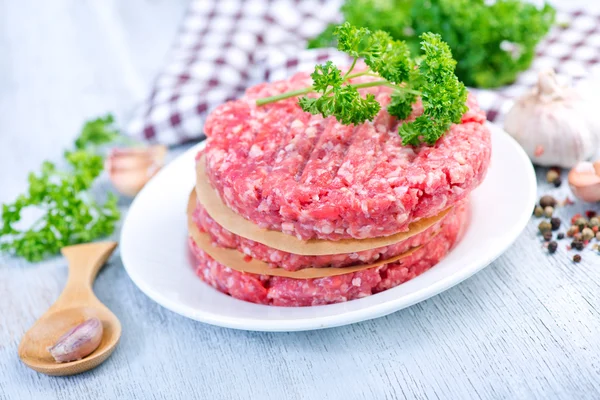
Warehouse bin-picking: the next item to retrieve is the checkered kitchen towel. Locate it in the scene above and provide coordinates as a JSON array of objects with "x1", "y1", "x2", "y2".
[{"x1": 126, "y1": 0, "x2": 600, "y2": 145}]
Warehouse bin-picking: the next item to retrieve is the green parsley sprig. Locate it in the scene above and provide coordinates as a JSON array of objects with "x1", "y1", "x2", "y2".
[
  {"x1": 308, "y1": 0, "x2": 555, "y2": 88},
  {"x1": 256, "y1": 23, "x2": 467, "y2": 146},
  {"x1": 1, "y1": 115, "x2": 122, "y2": 262}
]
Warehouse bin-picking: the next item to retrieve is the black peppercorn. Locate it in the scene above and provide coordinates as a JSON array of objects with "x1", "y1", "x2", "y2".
[
  {"x1": 573, "y1": 254, "x2": 582, "y2": 263},
  {"x1": 548, "y1": 241, "x2": 558, "y2": 253},
  {"x1": 553, "y1": 177, "x2": 562, "y2": 188},
  {"x1": 543, "y1": 231, "x2": 553, "y2": 241},
  {"x1": 572, "y1": 240, "x2": 584, "y2": 251},
  {"x1": 550, "y1": 217, "x2": 561, "y2": 231},
  {"x1": 557, "y1": 233, "x2": 565, "y2": 240}
]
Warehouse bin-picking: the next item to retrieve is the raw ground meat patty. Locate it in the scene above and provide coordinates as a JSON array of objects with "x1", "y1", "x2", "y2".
[
  {"x1": 193, "y1": 200, "x2": 463, "y2": 271},
  {"x1": 189, "y1": 202, "x2": 468, "y2": 307},
  {"x1": 203, "y1": 71, "x2": 490, "y2": 241}
]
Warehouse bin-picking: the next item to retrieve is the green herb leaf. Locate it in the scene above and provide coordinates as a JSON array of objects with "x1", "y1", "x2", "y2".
[
  {"x1": 258, "y1": 22, "x2": 467, "y2": 145},
  {"x1": 74, "y1": 114, "x2": 120, "y2": 150},
  {"x1": 388, "y1": 90, "x2": 416, "y2": 121},
  {"x1": 0, "y1": 115, "x2": 122, "y2": 262},
  {"x1": 399, "y1": 33, "x2": 468, "y2": 145},
  {"x1": 364, "y1": 31, "x2": 412, "y2": 84},
  {"x1": 307, "y1": 24, "x2": 337, "y2": 49},
  {"x1": 310, "y1": 61, "x2": 344, "y2": 92},
  {"x1": 300, "y1": 86, "x2": 381, "y2": 125},
  {"x1": 311, "y1": 0, "x2": 555, "y2": 88},
  {"x1": 334, "y1": 22, "x2": 372, "y2": 58}
]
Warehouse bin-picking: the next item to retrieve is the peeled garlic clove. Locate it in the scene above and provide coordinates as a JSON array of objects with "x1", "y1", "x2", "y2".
[
  {"x1": 503, "y1": 68, "x2": 599, "y2": 168},
  {"x1": 48, "y1": 318, "x2": 103, "y2": 363},
  {"x1": 106, "y1": 145, "x2": 167, "y2": 197},
  {"x1": 568, "y1": 161, "x2": 600, "y2": 203}
]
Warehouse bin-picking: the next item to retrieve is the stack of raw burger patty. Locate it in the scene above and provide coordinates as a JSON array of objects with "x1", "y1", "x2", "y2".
[{"x1": 188, "y1": 71, "x2": 491, "y2": 307}]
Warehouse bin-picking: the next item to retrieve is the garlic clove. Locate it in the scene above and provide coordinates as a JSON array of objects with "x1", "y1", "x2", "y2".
[
  {"x1": 108, "y1": 149, "x2": 156, "y2": 170},
  {"x1": 572, "y1": 161, "x2": 596, "y2": 174},
  {"x1": 48, "y1": 318, "x2": 104, "y2": 363},
  {"x1": 106, "y1": 145, "x2": 167, "y2": 197},
  {"x1": 109, "y1": 169, "x2": 155, "y2": 197},
  {"x1": 568, "y1": 161, "x2": 600, "y2": 203}
]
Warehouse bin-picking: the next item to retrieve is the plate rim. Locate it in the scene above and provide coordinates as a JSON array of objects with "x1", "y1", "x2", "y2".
[{"x1": 120, "y1": 123, "x2": 537, "y2": 332}]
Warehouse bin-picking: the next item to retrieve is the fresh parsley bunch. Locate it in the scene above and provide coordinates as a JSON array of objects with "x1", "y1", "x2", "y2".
[
  {"x1": 1, "y1": 115, "x2": 121, "y2": 262},
  {"x1": 309, "y1": 0, "x2": 555, "y2": 88},
  {"x1": 257, "y1": 22, "x2": 467, "y2": 146}
]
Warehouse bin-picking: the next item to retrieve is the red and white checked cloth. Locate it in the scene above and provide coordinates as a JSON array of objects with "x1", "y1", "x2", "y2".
[{"x1": 126, "y1": 0, "x2": 600, "y2": 145}]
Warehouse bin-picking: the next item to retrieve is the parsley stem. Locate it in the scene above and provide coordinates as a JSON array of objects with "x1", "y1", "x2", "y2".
[
  {"x1": 350, "y1": 81, "x2": 420, "y2": 95},
  {"x1": 349, "y1": 80, "x2": 389, "y2": 89},
  {"x1": 256, "y1": 80, "x2": 421, "y2": 106},
  {"x1": 344, "y1": 71, "x2": 378, "y2": 80},
  {"x1": 393, "y1": 87, "x2": 422, "y2": 95},
  {"x1": 256, "y1": 87, "x2": 314, "y2": 106},
  {"x1": 342, "y1": 57, "x2": 358, "y2": 80}
]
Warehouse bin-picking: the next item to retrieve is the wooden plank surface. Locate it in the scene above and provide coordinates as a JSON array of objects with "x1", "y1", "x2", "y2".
[{"x1": 1, "y1": 1, "x2": 600, "y2": 399}]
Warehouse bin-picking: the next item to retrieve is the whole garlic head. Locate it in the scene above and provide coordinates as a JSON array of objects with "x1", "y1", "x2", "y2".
[{"x1": 504, "y1": 68, "x2": 600, "y2": 168}]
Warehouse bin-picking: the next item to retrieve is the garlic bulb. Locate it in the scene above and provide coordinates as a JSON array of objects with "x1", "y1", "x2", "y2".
[
  {"x1": 106, "y1": 145, "x2": 167, "y2": 197},
  {"x1": 503, "y1": 69, "x2": 600, "y2": 168}
]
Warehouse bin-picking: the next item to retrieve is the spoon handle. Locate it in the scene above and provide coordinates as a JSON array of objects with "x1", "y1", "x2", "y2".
[{"x1": 52, "y1": 242, "x2": 118, "y2": 309}]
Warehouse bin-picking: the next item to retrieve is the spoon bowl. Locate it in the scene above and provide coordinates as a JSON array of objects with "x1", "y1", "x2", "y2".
[{"x1": 18, "y1": 242, "x2": 121, "y2": 376}]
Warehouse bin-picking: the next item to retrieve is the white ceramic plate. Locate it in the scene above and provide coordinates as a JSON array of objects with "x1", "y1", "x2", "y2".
[{"x1": 121, "y1": 124, "x2": 536, "y2": 332}]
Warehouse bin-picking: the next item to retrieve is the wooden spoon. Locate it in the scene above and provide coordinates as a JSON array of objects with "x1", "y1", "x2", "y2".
[{"x1": 18, "y1": 242, "x2": 121, "y2": 376}]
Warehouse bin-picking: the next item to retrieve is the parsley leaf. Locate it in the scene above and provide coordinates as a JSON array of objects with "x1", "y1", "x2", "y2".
[
  {"x1": 388, "y1": 89, "x2": 416, "y2": 120},
  {"x1": 399, "y1": 33, "x2": 468, "y2": 145},
  {"x1": 299, "y1": 55, "x2": 382, "y2": 125},
  {"x1": 334, "y1": 23, "x2": 372, "y2": 58},
  {"x1": 75, "y1": 114, "x2": 120, "y2": 150},
  {"x1": 258, "y1": 23, "x2": 466, "y2": 145},
  {"x1": 308, "y1": 24, "x2": 337, "y2": 49},
  {"x1": 310, "y1": 0, "x2": 555, "y2": 88},
  {"x1": 310, "y1": 61, "x2": 344, "y2": 92},
  {"x1": 364, "y1": 31, "x2": 412, "y2": 84},
  {"x1": 0, "y1": 115, "x2": 122, "y2": 262},
  {"x1": 299, "y1": 84, "x2": 381, "y2": 125}
]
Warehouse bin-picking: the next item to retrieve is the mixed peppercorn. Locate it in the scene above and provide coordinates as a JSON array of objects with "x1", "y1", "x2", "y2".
[
  {"x1": 533, "y1": 191, "x2": 600, "y2": 263},
  {"x1": 531, "y1": 167, "x2": 600, "y2": 263},
  {"x1": 546, "y1": 168, "x2": 562, "y2": 188}
]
